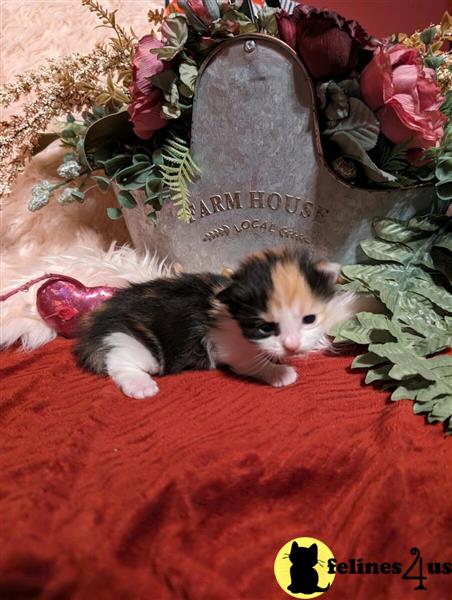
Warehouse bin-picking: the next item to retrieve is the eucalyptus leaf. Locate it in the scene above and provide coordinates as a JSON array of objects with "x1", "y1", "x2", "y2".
[
  {"x1": 152, "y1": 149, "x2": 164, "y2": 167},
  {"x1": 115, "y1": 163, "x2": 150, "y2": 179},
  {"x1": 146, "y1": 176, "x2": 162, "y2": 196},
  {"x1": 101, "y1": 155, "x2": 132, "y2": 177},
  {"x1": 436, "y1": 179, "x2": 452, "y2": 201},
  {"x1": 132, "y1": 154, "x2": 151, "y2": 165},
  {"x1": 93, "y1": 176, "x2": 110, "y2": 191},
  {"x1": 435, "y1": 155, "x2": 452, "y2": 181},
  {"x1": 118, "y1": 190, "x2": 137, "y2": 208},
  {"x1": 70, "y1": 190, "x2": 85, "y2": 202},
  {"x1": 82, "y1": 110, "x2": 134, "y2": 169},
  {"x1": 107, "y1": 207, "x2": 122, "y2": 220}
]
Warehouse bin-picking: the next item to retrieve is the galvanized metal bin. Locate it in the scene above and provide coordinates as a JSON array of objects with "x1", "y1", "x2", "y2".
[{"x1": 123, "y1": 34, "x2": 434, "y2": 272}]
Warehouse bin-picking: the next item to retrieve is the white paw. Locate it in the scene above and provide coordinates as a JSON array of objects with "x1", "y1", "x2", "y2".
[
  {"x1": 116, "y1": 373, "x2": 159, "y2": 399},
  {"x1": 267, "y1": 365, "x2": 298, "y2": 388}
]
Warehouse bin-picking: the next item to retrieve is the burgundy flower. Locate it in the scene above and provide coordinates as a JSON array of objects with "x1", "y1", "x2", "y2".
[
  {"x1": 276, "y1": 11, "x2": 297, "y2": 50},
  {"x1": 128, "y1": 35, "x2": 170, "y2": 140},
  {"x1": 278, "y1": 4, "x2": 378, "y2": 81}
]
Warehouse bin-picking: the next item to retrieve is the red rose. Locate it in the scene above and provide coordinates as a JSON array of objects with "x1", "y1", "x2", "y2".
[
  {"x1": 360, "y1": 44, "x2": 447, "y2": 149},
  {"x1": 128, "y1": 35, "x2": 170, "y2": 140},
  {"x1": 278, "y1": 5, "x2": 378, "y2": 81}
]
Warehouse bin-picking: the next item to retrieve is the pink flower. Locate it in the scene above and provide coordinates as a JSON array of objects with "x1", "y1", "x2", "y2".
[
  {"x1": 128, "y1": 35, "x2": 170, "y2": 140},
  {"x1": 277, "y1": 5, "x2": 377, "y2": 81},
  {"x1": 360, "y1": 44, "x2": 447, "y2": 149}
]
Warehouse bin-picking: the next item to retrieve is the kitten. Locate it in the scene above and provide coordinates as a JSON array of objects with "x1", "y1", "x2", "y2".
[{"x1": 74, "y1": 247, "x2": 355, "y2": 398}]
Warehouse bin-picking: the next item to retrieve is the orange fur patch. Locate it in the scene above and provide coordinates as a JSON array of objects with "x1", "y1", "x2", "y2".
[{"x1": 268, "y1": 262, "x2": 315, "y2": 313}]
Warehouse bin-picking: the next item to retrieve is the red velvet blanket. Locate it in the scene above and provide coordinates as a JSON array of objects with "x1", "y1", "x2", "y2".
[{"x1": 1, "y1": 339, "x2": 451, "y2": 599}]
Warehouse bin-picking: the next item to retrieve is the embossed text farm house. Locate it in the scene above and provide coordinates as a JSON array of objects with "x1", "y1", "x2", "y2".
[{"x1": 188, "y1": 190, "x2": 330, "y2": 243}]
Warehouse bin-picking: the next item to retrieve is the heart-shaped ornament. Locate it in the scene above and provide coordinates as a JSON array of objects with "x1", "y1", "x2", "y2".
[{"x1": 36, "y1": 275, "x2": 118, "y2": 338}]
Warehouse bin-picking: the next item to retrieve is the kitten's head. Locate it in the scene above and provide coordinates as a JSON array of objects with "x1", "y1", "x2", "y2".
[
  {"x1": 289, "y1": 542, "x2": 318, "y2": 566},
  {"x1": 216, "y1": 248, "x2": 354, "y2": 360}
]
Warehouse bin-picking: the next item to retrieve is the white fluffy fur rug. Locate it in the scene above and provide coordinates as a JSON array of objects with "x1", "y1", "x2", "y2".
[{"x1": 1, "y1": 245, "x2": 169, "y2": 350}]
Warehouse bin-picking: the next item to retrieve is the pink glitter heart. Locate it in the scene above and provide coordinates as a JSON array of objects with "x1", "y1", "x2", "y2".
[{"x1": 36, "y1": 276, "x2": 117, "y2": 338}]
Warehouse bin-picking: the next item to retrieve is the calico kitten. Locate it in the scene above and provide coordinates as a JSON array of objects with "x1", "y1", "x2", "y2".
[{"x1": 74, "y1": 247, "x2": 354, "y2": 398}]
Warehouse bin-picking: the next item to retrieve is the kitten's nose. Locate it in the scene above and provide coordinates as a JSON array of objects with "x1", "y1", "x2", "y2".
[{"x1": 282, "y1": 336, "x2": 299, "y2": 354}]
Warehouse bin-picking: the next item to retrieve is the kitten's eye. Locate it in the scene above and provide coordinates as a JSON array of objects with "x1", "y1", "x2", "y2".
[
  {"x1": 258, "y1": 322, "x2": 277, "y2": 335},
  {"x1": 302, "y1": 314, "x2": 316, "y2": 325}
]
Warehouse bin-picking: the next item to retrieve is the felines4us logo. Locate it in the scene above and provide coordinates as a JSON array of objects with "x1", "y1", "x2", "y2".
[{"x1": 274, "y1": 537, "x2": 452, "y2": 598}]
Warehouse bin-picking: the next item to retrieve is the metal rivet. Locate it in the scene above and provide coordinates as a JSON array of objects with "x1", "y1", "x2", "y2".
[{"x1": 244, "y1": 40, "x2": 255, "y2": 53}]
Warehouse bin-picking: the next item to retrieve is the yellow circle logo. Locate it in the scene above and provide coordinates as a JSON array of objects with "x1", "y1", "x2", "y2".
[{"x1": 274, "y1": 537, "x2": 335, "y2": 598}]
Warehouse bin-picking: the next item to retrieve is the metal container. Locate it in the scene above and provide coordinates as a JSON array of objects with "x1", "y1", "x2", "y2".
[{"x1": 123, "y1": 34, "x2": 434, "y2": 272}]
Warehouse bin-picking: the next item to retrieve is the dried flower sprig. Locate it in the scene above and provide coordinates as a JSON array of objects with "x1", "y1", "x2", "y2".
[
  {"x1": 398, "y1": 11, "x2": 452, "y2": 53},
  {"x1": 81, "y1": 0, "x2": 137, "y2": 86},
  {"x1": 148, "y1": 8, "x2": 166, "y2": 34},
  {"x1": 0, "y1": 0, "x2": 138, "y2": 200},
  {"x1": 0, "y1": 46, "x2": 128, "y2": 199},
  {"x1": 397, "y1": 12, "x2": 452, "y2": 95}
]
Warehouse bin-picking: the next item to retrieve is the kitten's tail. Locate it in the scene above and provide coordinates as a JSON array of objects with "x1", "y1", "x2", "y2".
[
  {"x1": 73, "y1": 312, "x2": 109, "y2": 375},
  {"x1": 315, "y1": 583, "x2": 330, "y2": 592}
]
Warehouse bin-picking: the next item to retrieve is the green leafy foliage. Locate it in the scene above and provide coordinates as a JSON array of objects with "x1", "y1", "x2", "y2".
[
  {"x1": 323, "y1": 98, "x2": 380, "y2": 151},
  {"x1": 331, "y1": 215, "x2": 452, "y2": 434},
  {"x1": 257, "y1": 6, "x2": 280, "y2": 37},
  {"x1": 151, "y1": 15, "x2": 189, "y2": 61},
  {"x1": 219, "y1": 8, "x2": 257, "y2": 34},
  {"x1": 370, "y1": 136, "x2": 410, "y2": 173},
  {"x1": 160, "y1": 133, "x2": 201, "y2": 222}
]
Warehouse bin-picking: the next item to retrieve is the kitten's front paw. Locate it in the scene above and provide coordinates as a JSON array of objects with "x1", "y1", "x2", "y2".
[
  {"x1": 117, "y1": 373, "x2": 159, "y2": 399},
  {"x1": 265, "y1": 365, "x2": 298, "y2": 388}
]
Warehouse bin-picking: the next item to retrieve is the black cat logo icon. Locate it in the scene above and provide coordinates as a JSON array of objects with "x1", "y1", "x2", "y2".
[{"x1": 274, "y1": 537, "x2": 335, "y2": 598}]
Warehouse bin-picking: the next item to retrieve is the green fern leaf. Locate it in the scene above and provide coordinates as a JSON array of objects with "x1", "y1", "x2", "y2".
[
  {"x1": 333, "y1": 214, "x2": 452, "y2": 434},
  {"x1": 160, "y1": 133, "x2": 201, "y2": 222}
]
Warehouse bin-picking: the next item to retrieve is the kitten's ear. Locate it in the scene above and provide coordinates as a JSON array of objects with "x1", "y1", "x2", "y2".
[
  {"x1": 309, "y1": 543, "x2": 318, "y2": 555},
  {"x1": 216, "y1": 285, "x2": 235, "y2": 307},
  {"x1": 316, "y1": 260, "x2": 342, "y2": 283},
  {"x1": 291, "y1": 542, "x2": 299, "y2": 551}
]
